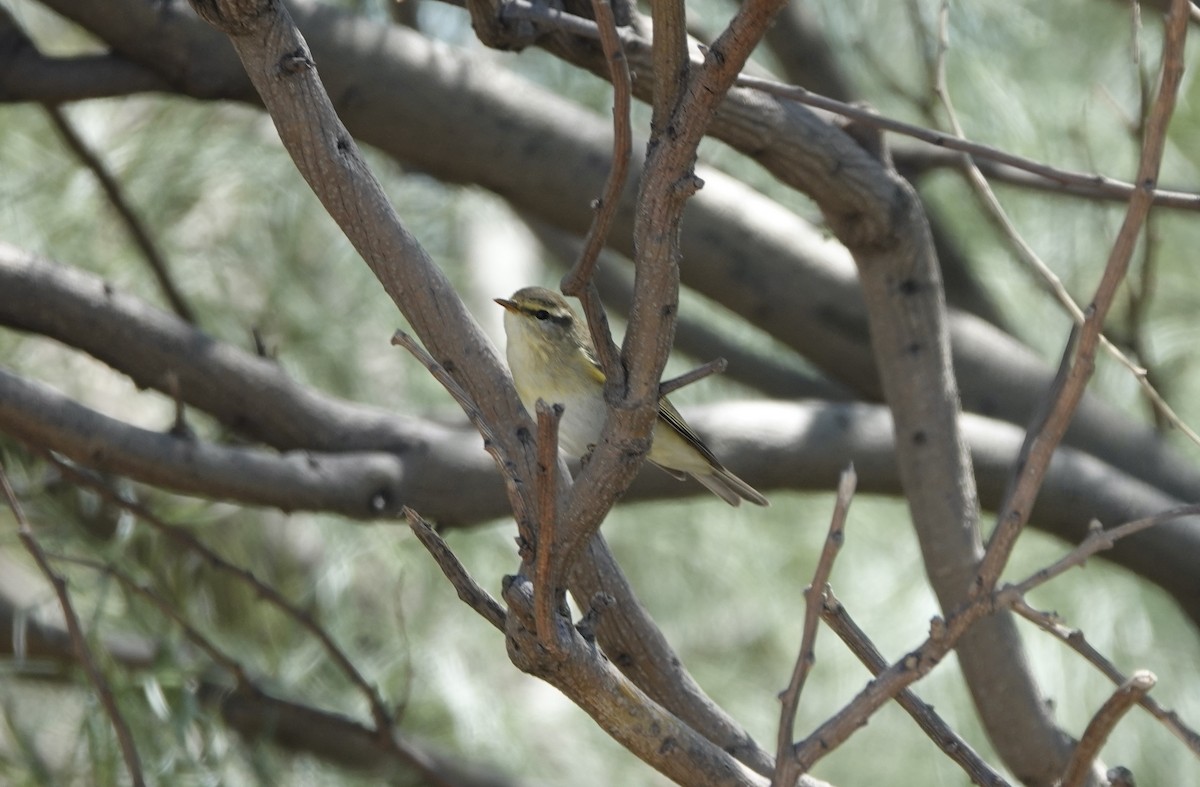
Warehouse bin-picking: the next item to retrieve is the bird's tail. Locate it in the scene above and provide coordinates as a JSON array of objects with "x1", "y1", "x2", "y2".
[{"x1": 693, "y1": 467, "x2": 769, "y2": 507}]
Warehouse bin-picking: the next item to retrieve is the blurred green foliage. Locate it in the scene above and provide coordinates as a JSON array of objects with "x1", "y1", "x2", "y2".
[{"x1": 2, "y1": 0, "x2": 1200, "y2": 785}]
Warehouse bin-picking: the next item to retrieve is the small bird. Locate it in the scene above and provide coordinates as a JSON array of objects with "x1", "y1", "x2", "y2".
[{"x1": 495, "y1": 287, "x2": 768, "y2": 507}]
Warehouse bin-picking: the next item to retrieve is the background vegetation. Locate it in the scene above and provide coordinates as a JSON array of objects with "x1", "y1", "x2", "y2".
[{"x1": 1, "y1": 0, "x2": 1199, "y2": 784}]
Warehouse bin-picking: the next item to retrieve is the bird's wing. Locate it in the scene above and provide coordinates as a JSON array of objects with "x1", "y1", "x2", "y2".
[
  {"x1": 581, "y1": 334, "x2": 721, "y2": 470},
  {"x1": 656, "y1": 396, "x2": 723, "y2": 469}
]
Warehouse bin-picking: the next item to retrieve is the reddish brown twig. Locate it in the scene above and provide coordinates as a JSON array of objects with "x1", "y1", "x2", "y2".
[
  {"x1": 773, "y1": 465, "x2": 855, "y2": 787},
  {"x1": 560, "y1": 0, "x2": 631, "y2": 385},
  {"x1": 560, "y1": 0, "x2": 632, "y2": 297},
  {"x1": 658, "y1": 357, "x2": 727, "y2": 397},
  {"x1": 533, "y1": 399, "x2": 566, "y2": 655},
  {"x1": 1060, "y1": 671, "x2": 1156, "y2": 787}
]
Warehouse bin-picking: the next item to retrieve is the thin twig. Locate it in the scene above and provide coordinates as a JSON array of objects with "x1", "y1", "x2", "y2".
[
  {"x1": 976, "y1": 0, "x2": 1190, "y2": 591},
  {"x1": 498, "y1": 0, "x2": 1200, "y2": 214},
  {"x1": 392, "y1": 331, "x2": 531, "y2": 534},
  {"x1": 0, "y1": 467, "x2": 147, "y2": 787},
  {"x1": 657, "y1": 357, "x2": 727, "y2": 397},
  {"x1": 559, "y1": 0, "x2": 632, "y2": 385},
  {"x1": 1126, "y1": 24, "x2": 1170, "y2": 431},
  {"x1": 560, "y1": 0, "x2": 633, "y2": 297},
  {"x1": 43, "y1": 549, "x2": 478, "y2": 787},
  {"x1": 45, "y1": 454, "x2": 395, "y2": 737},
  {"x1": 533, "y1": 400, "x2": 565, "y2": 655},
  {"x1": 1002, "y1": 504, "x2": 1200, "y2": 599},
  {"x1": 577, "y1": 286, "x2": 624, "y2": 392},
  {"x1": 821, "y1": 590, "x2": 1010, "y2": 786},
  {"x1": 43, "y1": 105, "x2": 197, "y2": 324},
  {"x1": 1060, "y1": 671, "x2": 1156, "y2": 787},
  {"x1": 790, "y1": 493, "x2": 1199, "y2": 772},
  {"x1": 403, "y1": 508, "x2": 507, "y2": 632},
  {"x1": 772, "y1": 466, "x2": 855, "y2": 787},
  {"x1": 929, "y1": 5, "x2": 1200, "y2": 452},
  {"x1": 736, "y1": 70, "x2": 1200, "y2": 210},
  {"x1": 391, "y1": 331, "x2": 486, "y2": 436},
  {"x1": 1011, "y1": 599, "x2": 1200, "y2": 757}
]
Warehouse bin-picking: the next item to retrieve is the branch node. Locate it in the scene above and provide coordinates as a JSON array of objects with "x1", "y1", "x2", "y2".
[
  {"x1": 277, "y1": 48, "x2": 314, "y2": 75},
  {"x1": 576, "y1": 592, "x2": 616, "y2": 642}
]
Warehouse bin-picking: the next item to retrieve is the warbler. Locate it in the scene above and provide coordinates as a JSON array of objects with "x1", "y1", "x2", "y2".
[{"x1": 495, "y1": 287, "x2": 768, "y2": 507}]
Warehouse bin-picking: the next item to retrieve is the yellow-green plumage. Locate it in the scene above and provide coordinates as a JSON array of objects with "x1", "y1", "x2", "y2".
[{"x1": 495, "y1": 287, "x2": 768, "y2": 507}]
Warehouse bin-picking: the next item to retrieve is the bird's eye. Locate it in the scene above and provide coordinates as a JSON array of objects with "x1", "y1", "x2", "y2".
[{"x1": 534, "y1": 309, "x2": 550, "y2": 321}]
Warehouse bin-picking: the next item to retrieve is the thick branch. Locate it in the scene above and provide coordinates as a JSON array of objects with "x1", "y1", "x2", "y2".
[
  {"x1": 0, "y1": 8, "x2": 167, "y2": 101},
  {"x1": 184, "y1": 0, "x2": 543, "y2": 527},
  {"x1": 0, "y1": 368, "x2": 427, "y2": 519},
  {"x1": 33, "y1": 0, "x2": 1200, "y2": 507},
  {"x1": 501, "y1": 575, "x2": 771, "y2": 787},
  {"x1": 5, "y1": 348, "x2": 1200, "y2": 631}
]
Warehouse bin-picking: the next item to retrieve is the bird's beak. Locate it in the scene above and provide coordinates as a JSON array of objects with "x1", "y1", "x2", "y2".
[{"x1": 494, "y1": 297, "x2": 517, "y2": 312}]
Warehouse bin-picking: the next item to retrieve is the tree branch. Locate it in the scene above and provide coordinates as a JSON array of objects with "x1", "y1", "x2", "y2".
[
  {"x1": 1011, "y1": 599, "x2": 1200, "y2": 757},
  {"x1": 0, "y1": 8, "x2": 168, "y2": 101},
  {"x1": 773, "y1": 466, "x2": 854, "y2": 787},
  {"x1": 6, "y1": 351, "x2": 1200, "y2": 631},
  {"x1": 0, "y1": 368, "x2": 427, "y2": 519},
  {"x1": 29, "y1": 0, "x2": 1200, "y2": 507},
  {"x1": 500, "y1": 575, "x2": 771, "y2": 787},
  {"x1": 405, "y1": 508, "x2": 507, "y2": 632},
  {"x1": 977, "y1": 0, "x2": 1190, "y2": 590},
  {"x1": 1060, "y1": 672, "x2": 1156, "y2": 787},
  {"x1": 820, "y1": 591, "x2": 1009, "y2": 786},
  {"x1": 533, "y1": 400, "x2": 567, "y2": 653},
  {"x1": 184, "y1": 0, "x2": 544, "y2": 528},
  {"x1": 789, "y1": 501, "x2": 1195, "y2": 776}
]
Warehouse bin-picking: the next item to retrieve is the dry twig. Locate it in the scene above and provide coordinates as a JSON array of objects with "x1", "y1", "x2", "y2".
[
  {"x1": 1011, "y1": 599, "x2": 1200, "y2": 757},
  {"x1": 497, "y1": 1, "x2": 1200, "y2": 213},
  {"x1": 976, "y1": 0, "x2": 1190, "y2": 591},
  {"x1": 1060, "y1": 672, "x2": 1156, "y2": 787},
  {"x1": 43, "y1": 106, "x2": 197, "y2": 324},
  {"x1": 773, "y1": 466, "x2": 855, "y2": 787},
  {"x1": 790, "y1": 495, "x2": 1200, "y2": 773},
  {"x1": 559, "y1": 0, "x2": 630, "y2": 383},
  {"x1": 560, "y1": 0, "x2": 632, "y2": 297},
  {"x1": 392, "y1": 330, "x2": 532, "y2": 537},
  {"x1": 404, "y1": 508, "x2": 507, "y2": 632},
  {"x1": 929, "y1": 4, "x2": 1200, "y2": 453},
  {"x1": 658, "y1": 357, "x2": 728, "y2": 397},
  {"x1": 820, "y1": 591, "x2": 1009, "y2": 786}
]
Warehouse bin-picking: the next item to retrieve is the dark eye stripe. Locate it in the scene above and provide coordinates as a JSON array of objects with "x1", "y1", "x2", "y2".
[{"x1": 526, "y1": 305, "x2": 573, "y2": 328}]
